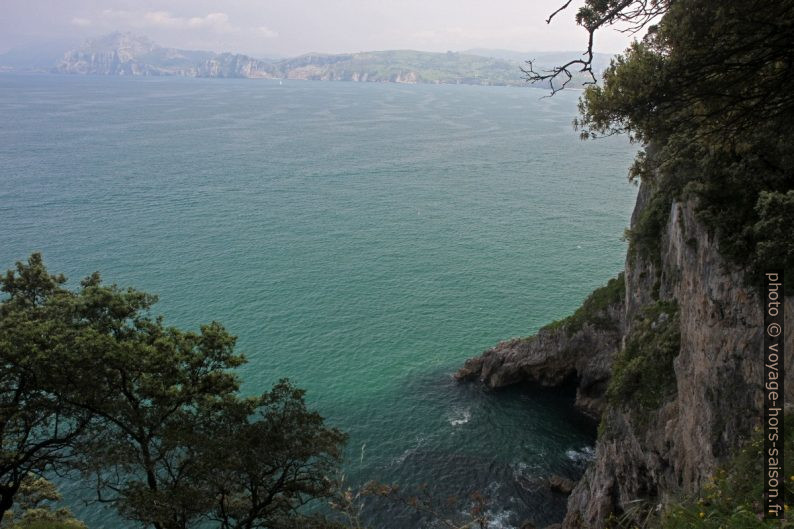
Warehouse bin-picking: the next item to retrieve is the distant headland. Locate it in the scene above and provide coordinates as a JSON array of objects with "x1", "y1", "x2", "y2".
[{"x1": 0, "y1": 32, "x2": 613, "y2": 88}]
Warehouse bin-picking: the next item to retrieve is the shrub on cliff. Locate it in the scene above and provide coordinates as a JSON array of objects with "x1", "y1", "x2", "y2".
[
  {"x1": 603, "y1": 413, "x2": 794, "y2": 529},
  {"x1": 542, "y1": 272, "x2": 625, "y2": 336},
  {"x1": 658, "y1": 413, "x2": 794, "y2": 529},
  {"x1": 606, "y1": 300, "x2": 679, "y2": 412}
]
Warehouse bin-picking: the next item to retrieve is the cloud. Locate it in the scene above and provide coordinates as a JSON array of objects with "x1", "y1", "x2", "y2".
[
  {"x1": 258, "y1": 26, "x2": 279, "y2": 39},
  {"x1": 408, "y1": 25, "x2": 541, "y2": 49},
  {"x1": 70, "y1": 9, "x2": 278, "y2": 49},
  {"x1": 92, "y1": 10, "x2": 235, "y2": 33},
  {"x1": 142, "y1": 11, "x2": 234, "y2": 33}
]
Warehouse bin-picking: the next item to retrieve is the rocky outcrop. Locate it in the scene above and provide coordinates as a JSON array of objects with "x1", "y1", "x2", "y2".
[
  {"x1": 548, "y1": 476, "x2": 577, "y2": 495},
  {"x1": 457, "y1": 179, "x2": 794, "y2": 528},
  {"x1": 195, "y1": 53, "x2": 276, "y2": 79},
  {"x1": 455, "y1": 274, "x2": 625, "y2": 418}
]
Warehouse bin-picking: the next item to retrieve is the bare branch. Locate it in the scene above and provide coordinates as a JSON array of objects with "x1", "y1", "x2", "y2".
[
  {"x1": 529, "y1": 0, "x2": 671, "y2": 94},
  {"x1": 546, "y1": 0, "x2": 575, "y2": 24}
]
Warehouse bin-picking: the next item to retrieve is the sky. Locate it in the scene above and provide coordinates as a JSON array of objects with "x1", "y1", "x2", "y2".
[{"x1": 1, "y1": 1, "x2": 637, "y2": 57}]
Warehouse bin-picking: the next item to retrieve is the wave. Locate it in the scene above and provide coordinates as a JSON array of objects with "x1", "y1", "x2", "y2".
[
  {"x1": 392, "y1": 435, "x2": 426, "y2": 465},
  {"x1": 566, "y1": 446, "x2": 596, "y2": 463},
  {"x1": 484, "y1": 507, "x2": 518, "y2": 529},
  {"x1": 448, "y1": 407, "x2": 472, "y2": 426}
]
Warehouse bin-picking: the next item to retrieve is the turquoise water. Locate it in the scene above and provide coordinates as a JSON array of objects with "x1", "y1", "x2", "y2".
[{"x1": 0, "y1": 74, "x2": 637, "y2": 528}]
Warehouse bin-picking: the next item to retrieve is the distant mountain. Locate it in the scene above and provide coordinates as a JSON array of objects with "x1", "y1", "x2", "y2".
[
  {"x1": 276, "y1": 50, "x2": 529, "y2": 85},
  {"x1": 54, "y1": 33, "x2": 276, "y2": 78},
  {"x1": 43, "y1": 33, "x2": 605, "y2": 88}
]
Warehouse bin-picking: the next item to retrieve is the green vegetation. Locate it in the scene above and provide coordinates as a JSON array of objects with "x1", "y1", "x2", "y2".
[
  {"x1": 607, "y1": 414, "x2": 794, "y2": 529},
  {"x1": 542, "y1": 273, "x2": 625, "y2": 335},
  {"x1": 0, "y1": 254, "x2": 346, "y2": 529},
  {"x1": 276, "y1": 49, "x2": 603, "y2": 87},
  {"x1": 659, "y1": 414, "x2": 794, "y2": 528},
  {"x1": 559, "y1": 0, "x2": 794, "y2": 291},
  {"x1": 607, "y1": 301, "x2": 679, "y2": 412},
  {"x1": 55, "y1": 33, "x2": 606, "y2": 88},
  {"x1": 0, "y1": 254, "x2": 496, "y2": 529},
  {"x1": 624, "y1": 178, "x2": 678, "y2": 275},
  {"x1": 2, "y1": 476, "x2": 86, "y2": 529},
  {"x1": 280, "y1": 50, "x2": 529, "y2": 85}
]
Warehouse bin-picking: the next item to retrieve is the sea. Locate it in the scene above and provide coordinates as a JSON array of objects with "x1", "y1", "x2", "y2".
[{"x1": 0, "y1": 73, "x2": 638, "y2": 529}]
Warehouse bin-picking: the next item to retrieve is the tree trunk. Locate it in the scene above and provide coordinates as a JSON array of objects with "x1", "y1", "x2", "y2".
[{"x1": 0, "y1": 490, "x2": 15, "y2": 522}]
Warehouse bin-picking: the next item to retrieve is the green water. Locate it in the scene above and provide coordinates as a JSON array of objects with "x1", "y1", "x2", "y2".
[{"x1": 0, "y1": 74, "x2": 637, "y2": 528}]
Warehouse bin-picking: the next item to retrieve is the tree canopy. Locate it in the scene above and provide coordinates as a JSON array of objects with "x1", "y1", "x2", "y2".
[
  {"x1": 534, "y1": 0, "x2": 794, "y2": 286},
  {"x1": 0, "y1": 254, "x2": 347, "y2": 529}
]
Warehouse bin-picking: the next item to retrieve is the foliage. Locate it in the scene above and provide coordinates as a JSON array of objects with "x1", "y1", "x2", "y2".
[
  {"x1": 569, "y1": 0, "x2": 794, "y2": 289},
  {"x1": 752, "y1": 190, "x2": 794, "y2": 279},
  {"x1": 0, "y1": 254, "x2": 100, "y2": 519},
  {"x1": 199, "y1": 382, "x2": 346, "y2": 529},
  {"x1": 625, "y1": 187, "x2": 672, "y2": 271},
  {"x1": 108, "y1": 382, "x2": 346, "y2": 529},
  {"x1": 0, "y1": 254, "x2": 347, "y2": 529},
  {"x1": 606, "y1": 301, "x2": 679, "y2": 411},
  {"x1": 658, "y1": 413, "x2": 794, "y2": 529},
  {"x1": 1, "y1": 475, "x2": 86, "y2": 529},
  {"x1": 523, "y1": 1, "x2": 668, "y2": 92},
  {"x1": 542, "y1": 273, "x2": 625, "y2": 335}
]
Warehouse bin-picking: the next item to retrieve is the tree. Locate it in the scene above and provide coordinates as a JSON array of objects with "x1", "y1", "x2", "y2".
[
  {"x1": 535, "y1": 0, "x2": 794, "y2": 286},
  {"x1": 70, "y1": 313, "x2": 245, "y2": 529},
  {"x1": 0, "y1": 254, "x2": 100, "y2": 519},
  {"x1": 110, "y1": 383, "x2": 347, "y2": 529},
  {"x1": 201, "y1": 382, "x2": 346, "y2": 529},
  {"x1": 1, "y1": 475, "x2": 87, "y2": 529},
  {"x1": 1, "y1": 254, "x2": 348, "y2": 529},
  {"x1": 523, "y1": 0, "x2": 670, "y2": 93}
]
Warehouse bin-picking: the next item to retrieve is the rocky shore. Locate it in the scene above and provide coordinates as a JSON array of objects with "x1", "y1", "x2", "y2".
[{"x1": 456, "y1": 181, "x2": 794, "y2": 528}]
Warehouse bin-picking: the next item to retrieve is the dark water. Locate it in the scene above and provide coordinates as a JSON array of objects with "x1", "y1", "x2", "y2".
[{"x1": 0, "y1": 73, "x2": 637, "y2": 528}]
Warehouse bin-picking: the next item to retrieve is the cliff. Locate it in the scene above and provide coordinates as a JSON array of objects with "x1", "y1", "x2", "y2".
[
  {"x1": 53, "y1": 35, "x2": 526, "y2": 85},
  {"x1": 55, "y1": 33, "x2": 275, "y2": 78},
  {"x1": 276, "y1": 50, "x2": 526, "y2": 85},
  {"x1": 456, "y1": 181, "x2": 794, "y2": 528},
  {"x1": 50, "y1": 33, "x2": 605, "y2": 87}
]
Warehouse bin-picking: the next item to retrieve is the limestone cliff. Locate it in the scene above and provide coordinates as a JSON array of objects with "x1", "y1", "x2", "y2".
[
  {"x1": 51, "y1": 33, "x2": 590, "y2": 87},
  {"x1": 457, "y1": 181, "x2": 794, "y2": 528},
  {"x1": 55, "y1": 33, "x2": 276, "y2": 78}
]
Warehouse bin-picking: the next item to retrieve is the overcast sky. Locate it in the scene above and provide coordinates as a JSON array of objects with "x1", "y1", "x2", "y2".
[{"x1": 1, "y1": 1, "x2": 637, "y2": 57}]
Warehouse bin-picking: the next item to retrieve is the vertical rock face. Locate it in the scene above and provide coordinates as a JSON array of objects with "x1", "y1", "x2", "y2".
[
  {"x1": 457, "y1": 180, "x2": 793, "y2": 528},
  {"x1": 55, "y1": 32, "x2": 275, "y2": 78},
  {"x1": 56, "y1": 33, "x2": 164, "y2": 75},
  {"x1": 563, "y1": 185, "x2": 793, "y2": 528}
]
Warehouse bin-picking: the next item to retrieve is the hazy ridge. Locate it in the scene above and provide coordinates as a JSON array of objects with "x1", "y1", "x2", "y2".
[{"x1": 1, "y1": 32, "x2": 612, "y2": 88}]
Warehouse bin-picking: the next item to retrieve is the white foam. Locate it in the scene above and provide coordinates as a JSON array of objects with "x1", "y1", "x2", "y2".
[
  {"x1": 511, "y1": 461, "x2": 544, "y2": 492},
  {"x1": 457, "y1": 503, "x2": 516, "y2": 529},
  {"x1": 566, "y1": 446, "x2": 596, "y2": 463},
  {"x1": 448, "y1": 407, "x2": 472, "y2": 426},
  {"x1": 485, "y1": 508, "x2": 517, "y2": 529},
  {"x1": 392, "y1": 435, "x2": 426, "y2": 465}
]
